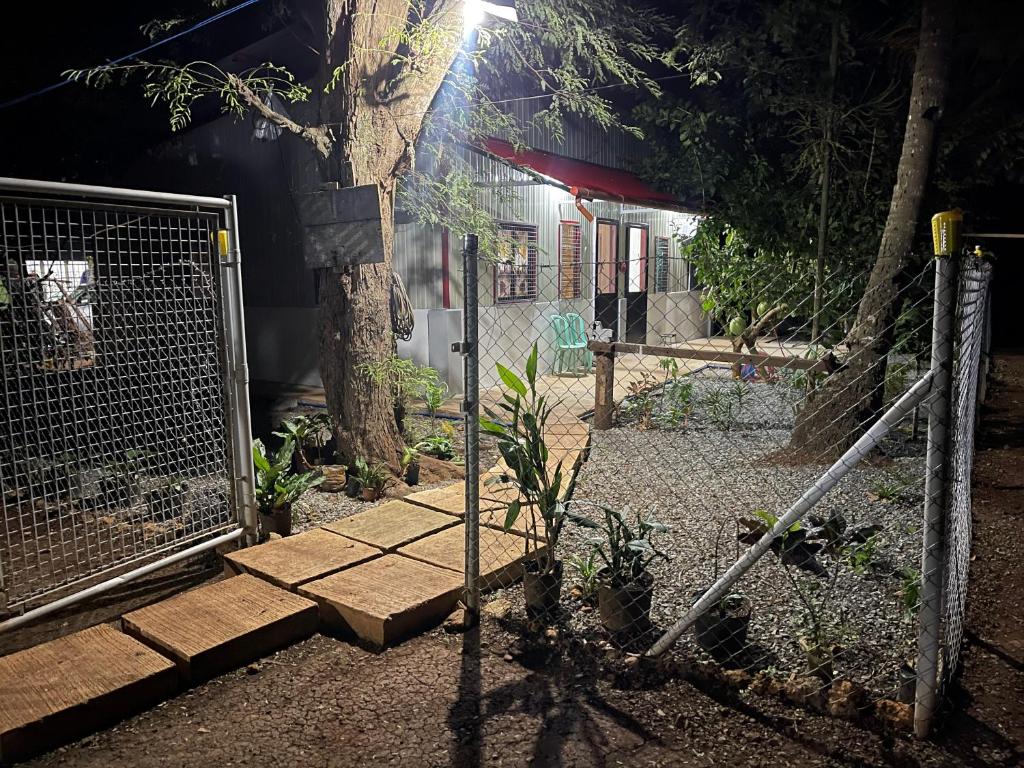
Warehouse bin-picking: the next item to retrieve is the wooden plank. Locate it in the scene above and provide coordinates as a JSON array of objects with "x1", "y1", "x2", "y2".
[
  {"x1": 298, "y1": 555, "x2": 463, "y2": 648},
  {"x1": 588, "y1": 340, "x2": 835, "y2": 372},
  {"x1": 397, "y1": 525, "x2": 537, "y2": 588},
  {"x1": 321, "y1": 501, "x2": 459, "y2": 551},
  {"x1": 222, "y1": 529, "x2": 381, "y2": 590},
  {"x1": 122, "y1": 575, "x2": 318, "y2": 684},
  {"x1": 0, "y1": 624, "x2": 177, "y2": 763}
]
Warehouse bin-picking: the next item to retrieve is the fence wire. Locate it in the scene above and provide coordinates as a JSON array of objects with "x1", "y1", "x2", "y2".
[
  {"x1": 942, "y1": 257, "x2": 993, "y2": 686},
  {"x1": 464, "y1": 220, "x2": 989, "y2": 733},
  {"x1": 0, "y1": 194, "x2": 238, "y2": 612}
]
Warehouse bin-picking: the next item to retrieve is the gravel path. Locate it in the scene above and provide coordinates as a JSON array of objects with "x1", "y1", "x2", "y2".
[{"x1": 559, "y1": 376, "x2": 927, "y2": 698}]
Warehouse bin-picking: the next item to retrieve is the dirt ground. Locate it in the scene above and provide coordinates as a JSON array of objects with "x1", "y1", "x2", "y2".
[{"x1": 13, "y1": 356, "x2": 1024, "y2": 768}]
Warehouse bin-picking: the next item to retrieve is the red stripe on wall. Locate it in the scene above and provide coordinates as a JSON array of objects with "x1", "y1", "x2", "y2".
[{"x1": 441, "y1": 228, "x2": 451, "y2": 309}]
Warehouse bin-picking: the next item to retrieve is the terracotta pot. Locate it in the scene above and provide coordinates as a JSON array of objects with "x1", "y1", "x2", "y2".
[
  {"x1": 361, "y1": 486, "x2": 380, "y2": 502},
  {"x1": 597, "y1": 570, "x2": 653, "y2": 636},
  {"x1": 693, "y1": 591, "x2": 752, "y2": 659},
  {"x1": 523, "y1": 559, "x2": 563, "y2": 621},
  {"x1": 258, "y1": 506, "x2": 292, "y2": 539}
]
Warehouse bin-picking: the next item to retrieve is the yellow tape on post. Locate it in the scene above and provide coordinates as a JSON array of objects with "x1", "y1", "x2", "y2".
[
  {"x1": 216, "y1": 229, "x2": 230, "y2": 258},
  {"x1": 931, "y1": 210, "x2": 962, "y2": 257}
]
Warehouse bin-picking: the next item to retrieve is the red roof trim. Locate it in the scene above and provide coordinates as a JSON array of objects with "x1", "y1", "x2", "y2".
[{"x1": 478, "y1": 137, "x2": 687, "y2": 211}]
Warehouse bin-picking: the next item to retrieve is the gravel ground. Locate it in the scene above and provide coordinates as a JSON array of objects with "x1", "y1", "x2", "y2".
[{"x1": 526, "y1": 374, "x2": 926, "y2": 698}]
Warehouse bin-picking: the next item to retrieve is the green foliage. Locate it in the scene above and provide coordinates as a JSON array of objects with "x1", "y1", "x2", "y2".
[
  {"x1": 661, "y1": 378, "x2": 695, "y2": 427},
  {"x1": 401, "y1": 445, "x2": 420, "y2": 470},
  {"x1": 422, "y1": 379, "x2": 448, "y2": 422},
  {"x1": 567, "y1": 504, "x2": 670, "y2": 588},
  {"x1": 358, "y1": 356, "x2": 442, "y2": 410},
  {"x1": 702, "y1": 388, "x2": 736, "y2": 430},
  {"x1": 252, "y1": 438, "x2": 324, "y2": 512},
  {"x1": 480, "y1": 343, "x2": 583, "y2": 572},
  {"x1": 567, "y1": 551, "x2": 601, "y2": 601},
  {"x1": 414, "y1": 434, "x2": 454, "y2": 460},
  {"x1": 353, "y1": 457, "x2": 390, "y2": 491},
  {"x1": 898, "y1": 567, "x2": 921, "y2": 621},
  {"x1": 273, "y1": 413, "x2": 332, "y2": 465}
]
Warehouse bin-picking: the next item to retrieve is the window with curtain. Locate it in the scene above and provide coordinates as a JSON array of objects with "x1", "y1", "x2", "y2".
[
  {"x1": 558, "y1": 220, "x2": 582, "y2": 300},
  {"x1": 494, "y1": 222, "x2": 538, "y2": 303}
]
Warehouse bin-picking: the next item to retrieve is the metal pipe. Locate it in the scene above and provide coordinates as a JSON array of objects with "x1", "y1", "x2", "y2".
[
  {"x1": 0, "y1": 528, "x2": 244, "y2": 634},
  {"x1": 0, "y1": 177, "x2": 232, "y2": 209},
  {"x1": 222, "y1": 196, "x2": 258, "y2": 545},
  {"x1": 914, "y1": 255, "x2": 957, "y2": 738},
  {"x1": 647, "y1": 370, "x2": 935, "y2": 658},
  {"x1": 462, "y1": 234, "x2": 481, "y2": 617}
]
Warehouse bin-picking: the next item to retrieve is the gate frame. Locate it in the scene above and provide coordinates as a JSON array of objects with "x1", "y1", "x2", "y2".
[{"x1": 0, "y1": 177, "x2": 256, "y2": 631}]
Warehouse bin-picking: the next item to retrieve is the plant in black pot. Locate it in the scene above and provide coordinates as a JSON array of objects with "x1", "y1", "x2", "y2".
[
  {"x1": 568, "y1": 504, "x2": 670, "y2": 639},
  {"x1": 481, "y1": 343, "x2": 584, "y2": 624},
  {"x1": 253, "y1": 437, "x2": 323, "y2": 539},
  {"x1": 693, "y1": 591, "x2": 752, "y2": 661},
  {"x1": 401, "y1": 445, "x2": 421, "y2": 486}
]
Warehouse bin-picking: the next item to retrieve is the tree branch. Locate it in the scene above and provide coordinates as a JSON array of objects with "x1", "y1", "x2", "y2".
[{"x1": 227, "y1": 73, "x2": 333, "y2": 158}]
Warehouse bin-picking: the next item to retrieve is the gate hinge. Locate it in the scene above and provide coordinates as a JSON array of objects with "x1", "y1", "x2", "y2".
[{"x1": 451, "y1": 341, "x2": 471, "y2": 355}]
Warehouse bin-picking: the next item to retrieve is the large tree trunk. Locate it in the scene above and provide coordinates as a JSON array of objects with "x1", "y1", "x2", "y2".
[
  {"x1": 789, "y1": 0, "x2": 954, "y2": 459},
  {"x1": 313, "y1": 0, "x2": 461, "y2": 468}
]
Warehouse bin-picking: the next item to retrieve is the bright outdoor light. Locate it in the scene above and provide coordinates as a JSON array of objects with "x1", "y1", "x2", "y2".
[{"x1": 463, "y1": 0, "x2": 518, "y2": 36}]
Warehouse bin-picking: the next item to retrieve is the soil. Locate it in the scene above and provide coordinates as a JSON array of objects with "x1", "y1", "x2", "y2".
[
  {"x1": 932, "y1": 353, "x2": 1024, "y2": 765},
  {"x1": 10, "y1": 356, "x2": 1024, "y2": 767}
]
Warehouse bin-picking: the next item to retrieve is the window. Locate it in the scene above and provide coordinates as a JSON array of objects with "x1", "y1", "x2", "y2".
[
  {"x1": 654, "y1": 237, "x2": 670, "y2": 293},
  {"x1": 494, "y1": 222, "x2": 538, "y2": 303},
  {"x1": 558, "y1": 221, "x2": 582, "y2": 300}
]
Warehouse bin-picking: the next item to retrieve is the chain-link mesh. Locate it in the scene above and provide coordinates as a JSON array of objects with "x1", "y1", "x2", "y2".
[
  {"x1": 0, "y1": 193, "x2": 238, "y2": 612},
  {"x1": 461, "y1": 197, "x2": 991, "y2": 731},
  {"x1": 941, "y1": 257, "x2": 993, "y2": 685}
]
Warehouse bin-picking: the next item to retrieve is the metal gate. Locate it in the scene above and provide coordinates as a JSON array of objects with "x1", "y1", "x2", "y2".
[{"x1": 0, "y1": 178, "x2": 254, "y2": 621}]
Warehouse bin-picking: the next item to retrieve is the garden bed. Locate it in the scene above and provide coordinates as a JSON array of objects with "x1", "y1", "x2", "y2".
[{"x1": 492, "y1": 371, "x2": 927, "y2": 699}]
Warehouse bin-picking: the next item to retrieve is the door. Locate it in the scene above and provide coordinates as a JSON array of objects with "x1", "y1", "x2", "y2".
[
  {"x1": 594, "y1": 219, "x2": 619, "y2": 338},
  {"x1": 624, "y1": 224, "x2": 649, "y2": 343}
]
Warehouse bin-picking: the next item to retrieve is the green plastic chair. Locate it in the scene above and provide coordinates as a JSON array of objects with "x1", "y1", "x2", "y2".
[
  {"x1": 549, "y1": 314, "x2": 587, "y2": 374},
  {"x1": 564, "y1": 312, "x2": 593, "y2": 371}
]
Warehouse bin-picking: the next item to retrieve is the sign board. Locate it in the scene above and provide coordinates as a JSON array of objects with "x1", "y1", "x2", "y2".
[{"x1": 296, "y1": 184, "x2": 385, "y2": 269}]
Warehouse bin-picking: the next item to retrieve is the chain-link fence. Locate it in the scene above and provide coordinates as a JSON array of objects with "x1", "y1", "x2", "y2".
[
  {"x1": 0, "y1": 179, "x2": 254, "y2": 620},
  {"x1": 460, "y1": 214, "x2": 990, "y2": 737}
]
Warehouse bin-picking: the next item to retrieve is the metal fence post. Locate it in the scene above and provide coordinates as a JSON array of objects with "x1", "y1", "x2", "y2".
[
  {"x1": 460, "y1": 234, "x2": 481, "y2": 619},
  {"x1": 913, "y1": 253, "x2": 957, "y2": 738},
  {"x1": 222, "y1": 195, "x2": 257, "y2": 546}
]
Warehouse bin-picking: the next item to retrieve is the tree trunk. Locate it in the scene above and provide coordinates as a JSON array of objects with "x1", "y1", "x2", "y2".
[
  {"x1": 790, "y1": 0, "x2": 953, "y2": 459},
  {"x1": 313, "y1": 0, "x2": 462, "y2": 468}
]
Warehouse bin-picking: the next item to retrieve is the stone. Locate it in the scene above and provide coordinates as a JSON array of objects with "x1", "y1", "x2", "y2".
[
  {"x1": 828, "y1": 679, "x2": 866, "y2": 720},
  {"x1": 298, "y1": 555, "x2": 463, "y2": 648},
  {"x1": 223, "y1": 529, "x2": 380, "y2": 590},
  {"x1": 322, "y1": 501, "x2": 458, "y2": 551},
  {"x1": 874, "y1": 699, "x2": 914, "y2": 731},
  {"x1": 122, "y1": 574, "x2": 318, "y2": 683},
  {"x1": 397, "y1": 524, "x2": 536, "y2": 588},
  {"x1": 0, "y1": 624, "x2": 177, "y2": 763},
  {"x1": 443, "y1": 607, "x2": 472, "y2": 633}
]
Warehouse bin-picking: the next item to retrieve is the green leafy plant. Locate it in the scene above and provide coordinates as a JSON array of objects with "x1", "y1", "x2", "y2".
[
  {"x1": 568, "y1": 504, "x2": 670, "y2": 587},
  {"x1": 401, "y1": 445, "x2": 420, "y2": 471},
  {"x1": 480, "y1": 343, "x2": 583, "y2": 576},
  {"x1": 422, "y1": 379, "x2": 448, "y2": 425},
  {"x1": 868, "y1": 477, "x2": 904, "y2": 502},
  {"x1": 898, "y1": 567, "x2": 922, "y2": 621},
  {"x1": 622, "y1": 373, "x2": 659, "y2": 429},
  {"x1": 414, "y1": 434, "x2": 455, "y2": 460},
  {"x1": 353, "y1": 457, "x2": 390, "y2": 492},
  {"x1": 273, "y1": 412, "x2": 332, "y2": 468},
  {"x1": 567, "y1": 551, "x2": 601, "y2": 601},
  {"x1": 358, "y1": 356, "x2": 441, "y2": 415},
  {"x1": 703, "y1": 388, "x2": 736, "y2": 430},
  {"x1": 252, "y1": 438, "x2": 324, "y2": 513}
]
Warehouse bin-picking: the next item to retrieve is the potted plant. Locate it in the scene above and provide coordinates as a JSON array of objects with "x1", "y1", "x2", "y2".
[
  {"x1": 273, "y1": 413, "x2": 333, "y2": 472},
  {"x1": 355, "y1": 458, "x2": 389, "y2": 501},
  {"x1": 693, "y1": 591, "x2": 752, "y2": 659},
  {"x1": 401, "y1": 445, "x2": 421, "y2": 486},
  {"x1": 344, "y1": 462, "x2": 362, "y2": 498},
  {"x1": 145, "y1": 477, "x2": 188, "y2": 522},
  {"x1": 481, "y1": 343, "x2": 584, "y2": 622},
  {"x1": 253, "y1": 437, "x2": 323, "y2": 538},
  {"x1": 568, "y1": 504, "x2": 670, "y2": 637}
]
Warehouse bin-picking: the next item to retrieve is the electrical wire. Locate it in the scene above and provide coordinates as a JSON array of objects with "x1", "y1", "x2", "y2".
[{"x1": 0, "y1": 0, "x2": 265, "y2": 110}]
